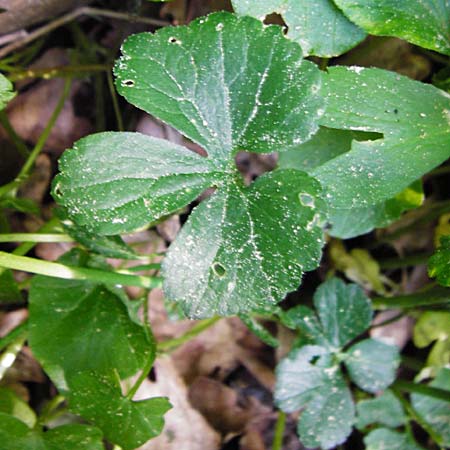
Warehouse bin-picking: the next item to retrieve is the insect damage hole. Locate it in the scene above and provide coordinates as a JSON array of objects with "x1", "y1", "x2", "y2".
[
  {"x1": 212, "y1": 262, "x2": 226, "y2": 277},
  {"x1": 168, "y1": 37, "x2": 181, "y2": 44},
  {"x1": 122, "y1": 79, "x2": 135, "y2": 87}
]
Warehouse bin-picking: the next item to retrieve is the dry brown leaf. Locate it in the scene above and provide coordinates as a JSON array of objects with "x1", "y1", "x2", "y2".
[
  {"x1": 6, "y1": 78, "x2": 93, "y2": 154},
  {"x1": 171, "y1": 318, "x2": 246, "y2": 384},
  {"x1": 188, "y1": 376, "x2": 252, "y2": 434},
  {"x1": 134, "y1": 356, "x2": 221, "y2": 450}
]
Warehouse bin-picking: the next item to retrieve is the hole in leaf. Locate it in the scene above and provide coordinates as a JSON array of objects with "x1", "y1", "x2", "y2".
[
  {"x1": 212, "y1": 262, "x2": 226, "y2": 277},
  {"x1": 122, "y1": 79, "x2": 135, "y2": 87},
  {"x1": 53, "y1": 182, "x2": 62, "y2": 198},
  {"x1": 168, "y1": 37, "x2": 181, "y2": 44}
]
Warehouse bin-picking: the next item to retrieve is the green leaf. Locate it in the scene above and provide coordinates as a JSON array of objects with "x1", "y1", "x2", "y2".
[
  {"x1": 231, "y1": 0, "x2": 366, "y2": 57},
  {"x1": 0, "y1": 74, "x2": 15, "y2": 109},
  {"x1": 429, "y1": 236, "x2": 450, "y2": 286},
  {"x1": 0, "y1": 413, "x2": 104, "y2": 450},
  {"x1": 162, "y1": 170, "x2": 326, "y2": 317},
  {"x1": 0, "y1": 387, "x2": 36, "y2": 428},
  {"x1": 58, "y1": 208, "x2": 138, "y2": 260},
  {"x1": 278, "y1": 126, "x2": 424, "y2": 238},
  {"x1": 316, "y1": 66, "x2": 450, "y2": 208},
  {"x1": 345, "y1": 338, "x2": 400, "y2": 393},
  {"x1": 364, "y1": 428, "x2": 424, "y2": 450},
  {"x1": 335, "y1": 0, "x2": 450, "y2": 55},
  {"x1": 29, "y1": 249, "x2": 153, "y2": 389},
  {"x1": 54, "y1": 13, "x2": 326, "y2": 318},
  {"x1": 68, "y1": 371, "x2": 171, "y2": 450},
  {"x1": 53, "y1": 132, "x2": 221, "y2": 236},
  {"x1": 313, "y1": 277, "x2": 372, "y2": 348},
  {"x1": 114, "y1": 12, "x2": 323, "y2": 157},
  {"x1": 356, "y1": 389, "x2": 406, "y2": 429},
  {"x1": 0, "y1": 269, "x2": 22, "y2": 303},
  {"x1": 280, "y1": 304, "x2": 329, "y2": 346},
  {"x1": 275, "y1": 345, "x2": 355, "y2": 449},
  {"x1": 411, "y1": 368, "x2": 450, "y2": 447}
]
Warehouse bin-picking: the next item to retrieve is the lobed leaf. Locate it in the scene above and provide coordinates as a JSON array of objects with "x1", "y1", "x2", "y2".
[
  {"x1": 53, "y1": 132, "x2": 220, "y2": 236},
  {"x1": 313, "y1": 277, "x2": 372, "y2": 348},
  {"x1": 115, "y1": 12, "x2": 323, "y2": 157},
  {"x1": 232, "y1": 0, "x2": 366, "y2": 57},
  {"x1": 163, "y1": 170, "x2": 326, "y2": 317},
  {"x1": 0, "y1": 413, "x2": 104, "y2": 450},
  {"x1": 68, "y1": 371, "x2": 171, "y2": 450},
  {"x1": 29, "y1": 249, "x2": 153, "y2": 389},
  {"x1": 335, "y1": 0, "x2": 450, "y2": 55},
  {"x1": 344, "y1": 339, "x2": 400, "y2": 393},
  {"x1": 274, "y1": 345, "x2": 355, "y2": 449},
  {"x1": 316, "y1": 66, "x2": 450, "y2": 208},
  {"x1": 54, "y1": 12, "x2": 326, "y2": 318},
  {"x1": 356, "y1": 389, "x2": 407, "y2": 429}
]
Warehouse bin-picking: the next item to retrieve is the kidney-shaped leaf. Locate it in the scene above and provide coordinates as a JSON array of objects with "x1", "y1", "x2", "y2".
[
  {"x1": 232, "y1": 0, "x2": 366, "y2": 57},
  {"x1": 54, "y1": 12, "x2": 326, "y2": 317},
  {"x1": 68, "y1": 371, "x2": 171, "y2": 450},
  {"x1": 29, "y1": 250, "x2": 153, "y2": 389},
  {"x1": 275, "y1": 345, "x2": 355, "y2": 449},
  {"x1": 335, "y1": 0, "x2": 450, "y2": 55},
  {"x1": 315, "y1": 66, "x2": 450, "y2": 208},
  {"x1": 0, "y1": 413, "x2": 104, "y2": 450}
]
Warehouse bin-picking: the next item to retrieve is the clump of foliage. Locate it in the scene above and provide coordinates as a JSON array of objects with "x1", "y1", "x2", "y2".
[{"x1": 0, "y1": 1, "x2": 449, "y2": 449}]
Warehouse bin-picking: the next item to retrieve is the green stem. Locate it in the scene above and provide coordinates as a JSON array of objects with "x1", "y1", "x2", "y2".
[
  {"x1": 0, "y1": 233, "x2": 73, "y2": 243},
  {"x1": 0, "y1": 78, "x2": 71, "y2": 198},
  {"x1": 272, "y1": 410, "x2": 286, "y2": 450},
  {"x1": 378, "y1": 253, "x2": 432, "y2": 270},
  {"x1": 372, "y1": 286, "x2": 450, "y2": 310},
  {"x1": 0, "y1": 333, "x2": 27, "y2": 380},
  {"x1": 0, "y1": 217, "x2": 61, "y2": 278},
  {"x1": 157, "y1": 317, "x2": 221, "y2": 353},
  {"x1": 126, "y1": 294, "x2": 157, "y2": 400},
  {"x1": 0, "y1": 251, "x2": 162, "y2": 289},
  {"x1": 393, "y1": 380, "x2": 450, "y2": 402},
  {"x1": 0, "y1": 110, "x2": 29, "y2": 158},
  {"x1": 107, "y1": 71, "x2": 124, "y2": 131}
]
